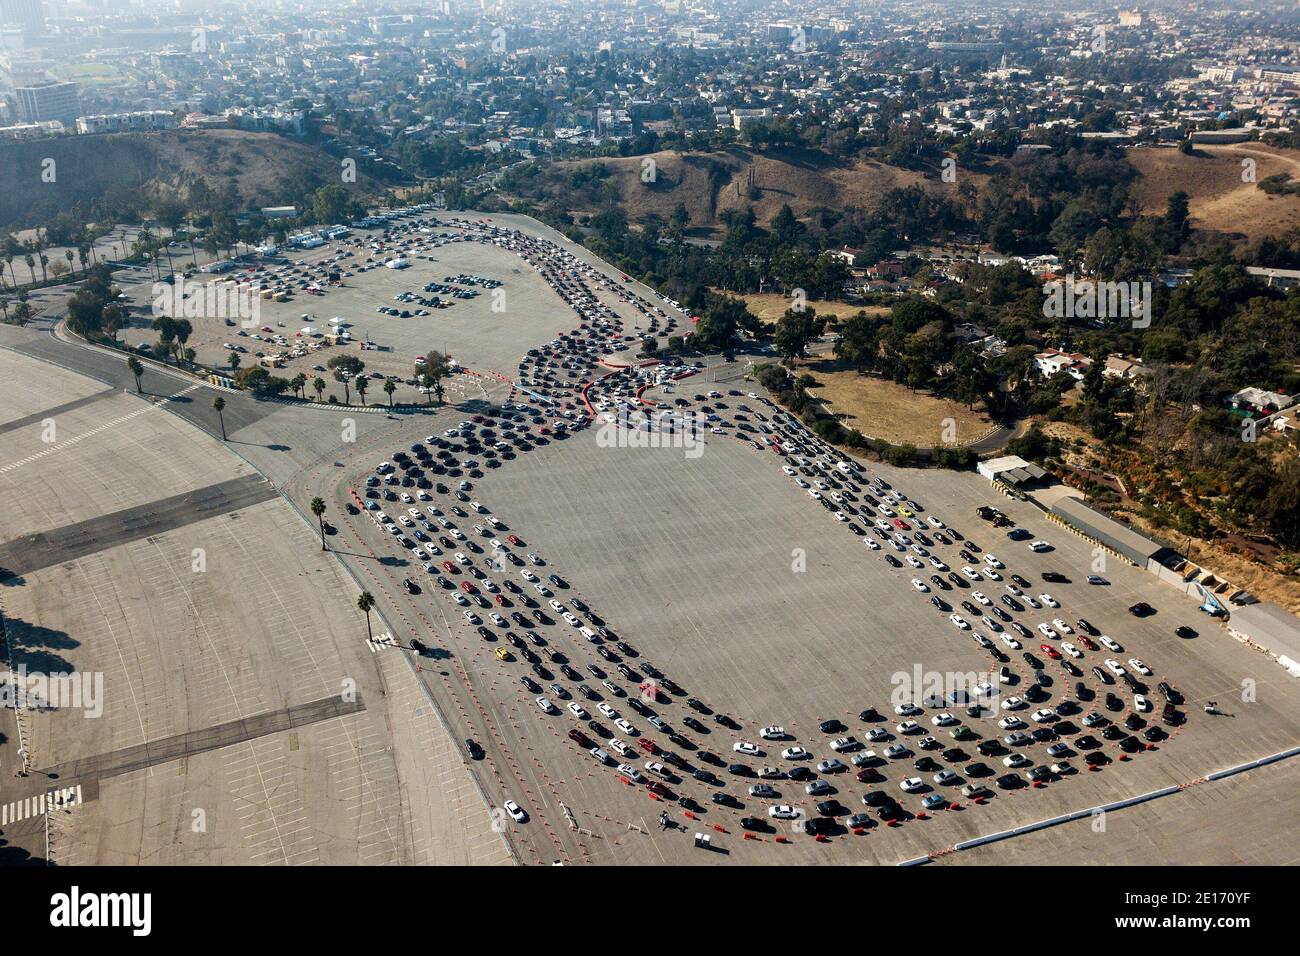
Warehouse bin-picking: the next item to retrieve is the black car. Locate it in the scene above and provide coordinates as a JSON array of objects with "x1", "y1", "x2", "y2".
[
  {"x1": 683, "y1": 716, "x2": 707, "y2": 733},
  {"x1": 977, "y1": 739, "x2": 1003, "y2": 756},
  {"x1": 710, "y1": 792, "x2": 740, "y2": 807},
  {"x1": 803, "y1": 817, "x2": 833, "y2": 835},
  {"x1": 1042, "y1": 571, "x2": 1068, "y2": 583},
  {"x1": 1011, "y1": 574, "x2": 1031, "y2": 588},
  {"x1": 739, "y1": 817, "x2": 767, "y2": 832},
  {"x1": 1128, "y1": 602, "x2": 1155, "y2": 617},
  {"x1": 819, "y1": 719, "x2": 845, "y2": 734},
  {"x1": 859, "y1": 707, "x2": 881, "y2": 722},
  {"x1": 996, "y1": 773, "x2": 1023, "y2": 790},
  {"x1": 693, "y1": 769, "x2": 719, "y2": 785},
  {"x1": 788, "y1": 766, "x2": 816, "y2": 782},
  {"x1": 1084, "y1": 751, "x2": 1109, "y2": 766},
  {"x1": 464, "y1": 738, "x2": 484, "y2": 760}
]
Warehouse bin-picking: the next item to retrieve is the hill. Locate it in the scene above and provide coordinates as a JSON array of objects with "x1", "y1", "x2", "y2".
[
  {"x1": 506, "y1": 145, "x2": 948, "y2": 235},
  {"x1": 1125, "y1": 142, "x2": 1300, "y2": 243},
  {"x1": 0, "y1": 129, "x2": 381, "y2": 231}
]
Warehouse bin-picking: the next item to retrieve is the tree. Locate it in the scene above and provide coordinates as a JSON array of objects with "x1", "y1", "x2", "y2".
[
  {"x1": 357, "y1": 591, "x2": 376, "y2": 641},
  {"x1": 228, "y1": 352, "x2": 241, "y2": 370},
  {"x1": 327, "y1": 354, "x2": 365, "y2": 405},
  {"x1": 384, "y1": 378, "x2": 397, "y2": 407},
  {"x1": 127, "y1": 355, "x2": 144, "y2": 393},
  {"x1": 212, "y1": 396, "x2": 226, "y2": 440},
  {"x1": 835, "y1": 311, "x2": 879, "y2": 370},
  {"x1": 355, "y1": 374, "x2": 369, "y2": 405},
  {"x1": 774, "y1": 308, "x2": 824, "y2": 365},
  {"x1": 310, "y1": 496, "x2": 327, "y2": 550},
  {"x1": 312, "y1": 376, "x2": 325, "y2": 401},
  {"x1": 291, "y1": 372, "x2": 307, "y2": 399},
  {"x1": 414, "y1": 351, "x2": 452, "y2": 405}
]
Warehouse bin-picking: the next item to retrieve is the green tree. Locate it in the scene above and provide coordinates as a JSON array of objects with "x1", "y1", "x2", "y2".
[
  {"x1": 127, "y1": 355, "x2": 144, "y2": 393},
  {"x1": 310, "y1": 496, "x2": 327, "y2": 550},
  {"x1": 357, "y1": 591, "x2": 376, "y2": 641},
  {"x1": 212, "y1": 396, "x2": 226, "y2": 440}
]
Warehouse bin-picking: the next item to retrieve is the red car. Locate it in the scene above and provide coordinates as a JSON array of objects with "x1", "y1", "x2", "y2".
[
  {"x1": 507, "y1": 534, "x2": 521, "y2": 546},
  {"x1": 494, "y1": 594, "x2": 507, "y2": 607},
  {"x1": 441, "y1": 560, "x2": 457, "y2": 573},
  {"x1": 892, "y1": 519, "x2": 910, "y2": 531},
  {"x1": 1040, "y1": 644, "x2": 1062, "y2": 659},
  {"x1": 1079, "y1": 636, "x2": 1099, "y2": 651},
  {"x1": 638, "y1": 738, "x2": 659, "y2": 754},
  {"x1": 460, "y1": 580, "x2": 477, "y2": 594}
]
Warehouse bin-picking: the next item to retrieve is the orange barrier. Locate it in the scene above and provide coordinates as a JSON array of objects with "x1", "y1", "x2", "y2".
[
  {"x1": 774, "y1": 835, "x2": 789, "y2": 844},
  {"x1": 743, "y1": 833, "x2": 757, "y2": 841},
  {"x1": 712, "y1": 824, "x2": 727, "y2": 833},
  {"x1": 814, "y1": 834, "x2": 829, "y2": 843}
]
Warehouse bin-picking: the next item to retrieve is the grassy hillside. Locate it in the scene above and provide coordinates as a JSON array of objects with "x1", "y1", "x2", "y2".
[
  {"x1": 0, "y1": 129, "x2": 380, "y2": 231},
  {"x1": 1126, "y1": 142, "x2": 1300, "y2": 242},
  {"x1": 506, "y1": 145, "x2": 945, "y2": 235}
]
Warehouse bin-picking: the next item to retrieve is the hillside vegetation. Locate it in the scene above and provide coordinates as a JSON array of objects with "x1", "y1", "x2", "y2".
[
  {"x1": 0, "y1": 129, "x2": 378, "y2": 231},
  {"x1": 504, "y1": 145, "x2": 947, "y2": 236}
]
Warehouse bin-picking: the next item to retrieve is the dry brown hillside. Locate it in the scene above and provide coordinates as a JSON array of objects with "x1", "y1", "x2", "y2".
[
  {"x1": 1126, "y1": 142, "x2": 1300, "y2": 242},
  {"x1": 520, "y1": 146, "x2": 955, "y2": 235},
  {"x1": 0, "y1": 129, "x2": 380, "y2": 230}
]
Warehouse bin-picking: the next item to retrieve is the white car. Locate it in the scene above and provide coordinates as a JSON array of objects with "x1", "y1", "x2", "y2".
[
  {"x1": 927, "y1": 516, "x2": 945, "y2": 529},
  {"x1": 1003, "y1": 753, "x2": 1031, "y2": 768},
  {"x1": 567, "y1": 702, "x2": 588, "y2": 719},
  {"x1": 462, "y1": 610, "x2": 480, "y2": 624},
  {"x1": 614, "y1": 718, "x2": 637, "y2": 736},
  {"x1": 934, "y1": 770, "x2": 959, "y2": 786},
  {"x1": 535, "y1": 696, "x2": 556, "y2": 714},
  {"x1": 950, "y1": 614, "x2": 970, "y2": 629},
  {"x1": 1104, "y1": 659, "x2": 1127, "y2": 677},
  {"x1": 1006, "y1": 584, "x2": 1024, "y2": 596},
  {"x1": 894, "y1": 702, "x2": 922, "y2": 717},
  {"x1": 865, "y1": 539, "x2": 880, "y2": 550},
  {"x1": 733, "y1": 741, "x2": 761, "y2": 756},
  {"x1": 1134, "y1": 695, "x2": 1151, "y2": 712},
  {"x1": 972, "y1": 591, "x2": 991, "y2": 606},
  {"x1": 1000, "y1": 634, "x2": 1022, "y2": 649},
  {"x1": 783, "y1": 465, "x2": 796, "y2": 476},
  {"x1": 961, "y1": 566, "x2": 982, "y2": 581},
  {"x1": 644, "y1": 760, "x2": 670, "y2": 779},
  {"x1": 1100, "y1": 636, "x2": 1123, "y2": 652},
  {"x1": 489, "y1": 613, "x2": 505, "y2": 626},
  {"x1": 911, "y1": 578, "x2": 929, "y2": 592},
  {"x1": 521, "y1": 569, "x2": 538, "y2": 582},
  {"x1": 502, "y1": 799, "x2": 527, "y2": 823},
  {"x1": 781, "y1": 746, "x2": 810, "y2": 760},
  {"x1": 1031, "y1": 709, "x2": 1057, "y2": 723},
  {"x1": 455, "y1": 552, "x2": 470, "y2": 565},
  {"x1": 1024, "y1": 595, "x2": 1042, "y2": 609},
  {"x1": 452, "y1": 593, "x2": 469, "y2": 606},
  {"x1": 1128, "y1": 658, "x2": 1152, "y2": 676},
  {"x1": 895, "y1": 720, "x2": 921, "y2": 734},
  {"x1": 1039, "y1": 593, "x2": 1060, "y2": 608},
  {"x1": 900, "y1": 777, "x2": 925, "y2": 793},
  {"x1": 1001, "y1": 696, "x2": 1025, "y2": 711},
  {"x1": 768, "y1": 805, "x2": 800, "y2": 820},
  {"x1": 998, "y1": 716, "x2": 1025, "y2": 730},
  {"x1": 1029, "y1": 540, "x2": 1051, "y2": 552},
  {"x1": 1052, "y1": 618, "x2": 1073, "y2": 634},
  {"x1": 608, "y1": 738, "x2": 630, "y2": 756},
  {"x1": 616, "y1": 763, "x2": 644, "y2": 783},
  {"x1": 598, "y1": 703, "x2": 618, "y2": 719},
  {"x1": 931, "y1": 712, "x2": 958, "y2": 726},
  {"x1": 983, "y1": 554, "x2": 1004, "y2": 569},
  {"x1": 1061, "y1": 642, "x2": 1082, "y2": 658},
  {"x1": 760, "y1": 726, "x2": 787, "y2": 740},
  {"x1": 1037, "y1": 623, "x2": 1056, "y2": 638},
  {"x1": 829, "y1": 737, "x2": 858, "y2": 753}
]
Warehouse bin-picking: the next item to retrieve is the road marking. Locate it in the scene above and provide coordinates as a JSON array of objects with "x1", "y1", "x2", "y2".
[{"x1": 0, "y1": 785, "x2": 82, "y2": 826}]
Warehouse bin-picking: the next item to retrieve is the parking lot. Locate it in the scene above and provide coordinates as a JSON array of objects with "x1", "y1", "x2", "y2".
[
  {"x1": 113, "y1": 213, "x2": 678, "y2": 407},
  {"x1": 6, "y1": 208, "x2": 1296, "y2": 867},
  {"x1": 316, "y1": 218, "x2": 1300, "y2": 864},
  {"x1": 0, "y1": 346, "x2": 507, "y2": 865}
]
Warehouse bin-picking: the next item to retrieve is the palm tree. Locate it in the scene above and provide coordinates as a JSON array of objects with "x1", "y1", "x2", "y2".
[
  {"x1": 64, "y1": 249, "x2": 74, "y2": 277},
  {"x1": 23, "y1": 253, "x2": 35, "y2": 285},
  {"x1": 212, "y1": 396, "x2": 226, "y2": 440},
  {"x1": 228, "y1": 352, "x2": 241, "y2": 370},
  {"x1": 77, "y1": 245, "x2": 88, "y2": 275},
  {"x1": 355, "y1": 374, "x2": 368, "y2": 406},
  {"x1": 312, "y1": 376, "x2": 325, "y2": 402},
  {"x1": 310, "y1": 496, "x2": 327, "y2": 550},
  {"x1": 334, "y1": 369, "x2": 351, "y2": 405},
  {"x1": 357, "y1": 591, "x2": 375, "y2": 641},
  {"x1": 127, "y1": 355, "x2": 144, "y2": 393},
  {"x1": 291, "y1": 372, "x2": 307, "y2": 399},
  {"x1": 384, "y1": 379, "x2": 396, "y2": 407}
]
